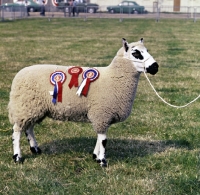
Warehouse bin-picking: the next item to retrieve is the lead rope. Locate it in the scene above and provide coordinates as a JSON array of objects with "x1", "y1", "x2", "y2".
[
  {"x1": 143, "y1": 70, "x2": 200, "y2": 108},
  {"x1": 124, "y1": 54, "x2": 200, "y2": 108}
]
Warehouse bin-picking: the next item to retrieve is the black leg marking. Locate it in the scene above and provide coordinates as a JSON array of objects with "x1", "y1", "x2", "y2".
[
  {"x1": 13, "y1": 154, "x2": 24, "y2": 164},
  {"x1": 101, "y1": 159, "x2": 107, "y2": 167},
  {"x1": 102, "y1": 139, "x2": 107, "y2": 148},
  {"x1": 97, "y1": 159, "x2": 107, "y2": 167},
  {"x1": 93, "y1": 154, "x2": 97, "y2": 161},
  {"x1": 96, "y1": 159, "x2": 101, "y2": 163},
  {"x1": 30, "y1": 146, "x2": 42, "y2": 154},
  {"x1": 13, "y1": 154, "x2": 18, "y2": 163},
  {"x1": 96, "y1": 158, "x2": 107, "y2": 167}
]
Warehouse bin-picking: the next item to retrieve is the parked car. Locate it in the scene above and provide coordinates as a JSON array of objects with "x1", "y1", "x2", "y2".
[
  {"x1": 1, "y1": 0, "x2": 42, "y2": 12},
  {"x1": 107, "y1": 1, "x2": 146, "y2": 14},
  {"x1": 57, "y1": 1, "x2": 99, "y2": 14}
]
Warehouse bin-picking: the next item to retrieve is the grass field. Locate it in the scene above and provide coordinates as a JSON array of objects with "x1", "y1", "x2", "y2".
[{"x1": 0, "y1": 18, "x2": 200, "y2": 194}]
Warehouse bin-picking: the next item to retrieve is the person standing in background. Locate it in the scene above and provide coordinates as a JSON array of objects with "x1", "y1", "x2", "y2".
[
  {"x1": 72, "y1": 0, "x2": 77, "y2": 17},
  {"x1": 40, "y1": 0, "x2": 45, "y2": 16},
  {"x1": 25, "y1": 0, "x2": 30, "y2": 16}
]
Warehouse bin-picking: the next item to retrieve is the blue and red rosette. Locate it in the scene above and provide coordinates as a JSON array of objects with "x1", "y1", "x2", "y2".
[
  {"x1": 50, "y1": 71, "x2": 66, "y2": 104},
  {"x1": 76, "y1": 68, "x2": 99, "y2": 97}
]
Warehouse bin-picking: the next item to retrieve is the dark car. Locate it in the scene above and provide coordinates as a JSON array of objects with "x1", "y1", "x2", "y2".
[
  {"x1": 1, "y1": 0, "x2": 42, "y2": 12},
  {"x1": 107, "y1": 1, "x2": 146, "y2": 14},
  {"x1": 57, "y1": 0, "x2": 99, "y2": 13}
]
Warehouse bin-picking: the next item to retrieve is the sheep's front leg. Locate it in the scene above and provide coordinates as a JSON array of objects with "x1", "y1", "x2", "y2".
[
  {"x1": 25, "y1": 125, "x2": 41, "y2": 154},
  {"x1": 12, "y1": 124, "x2": 23, "y2": 163},
  {"x1": 93, "y1": 134, "x2": 107, "y2": 167}
]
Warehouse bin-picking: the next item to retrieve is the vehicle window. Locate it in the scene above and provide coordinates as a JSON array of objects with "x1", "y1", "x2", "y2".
[
  {"x1": 129, "y1": 2, "x2": 136, "y2": 6},
  {"x1": 16, "y1": 1, "x2": 24, "y2": 5},
  {"x1": 121, "y1": 2, "x2": 128, "y2": 6}
]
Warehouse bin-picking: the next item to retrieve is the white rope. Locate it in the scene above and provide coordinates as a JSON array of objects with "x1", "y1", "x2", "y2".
[
  {"x1": 143, "y1": 71, "x2": 200, "y2": 108},
  {"x1": 123, "y1": 53, "x2": 199, "y2": 108}
]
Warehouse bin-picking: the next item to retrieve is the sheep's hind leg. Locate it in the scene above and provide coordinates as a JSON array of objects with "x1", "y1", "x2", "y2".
[
  {"x1": 25, "y1": 125, "x2": 41, "y2": 154},
  {"x1": 12, "y1": 124, "x2": 23, "y2": 163},
  {"x1": 93, "y1": 134, "x2": 107, "y2": 167},
  {"x1": 93, "y1": 138, "x2": 100, "y2": 161}
]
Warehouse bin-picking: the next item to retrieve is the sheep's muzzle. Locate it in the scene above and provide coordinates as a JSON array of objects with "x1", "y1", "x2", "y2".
[{"x1": 146, "y1": 62, "x2": 159, "y2": 75}]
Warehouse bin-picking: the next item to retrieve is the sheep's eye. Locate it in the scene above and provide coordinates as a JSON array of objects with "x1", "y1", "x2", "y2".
[{"x1": 132, "y1": 52, "x2": 139, "y2": 57}]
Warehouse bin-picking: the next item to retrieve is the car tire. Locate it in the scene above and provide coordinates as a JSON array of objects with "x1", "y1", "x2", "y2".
[
  {"x1": 134, "y1": 10, "x2": 138, "y2": 14},
  {"x1": 29, "y1": 7, "x2": 35, "y2": 12},
  {"x1": 5, "y1": 7, "x2": 10, "y2": 12},
  {"x1": 110, "y1": 9, "x2": 114, "y2": 14},
  {"x1": 87, "y1": 7, "x2": 94, "y2": 14}
]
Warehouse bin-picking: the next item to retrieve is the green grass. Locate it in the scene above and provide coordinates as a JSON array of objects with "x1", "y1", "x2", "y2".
[{"x1": 0, "y1": 18, "x2": 200, "y2": 194}]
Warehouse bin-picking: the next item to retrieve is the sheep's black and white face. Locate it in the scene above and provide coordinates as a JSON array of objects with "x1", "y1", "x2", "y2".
[{"x1": 123, "y1": 38, "x2": 159, "y2": 75}]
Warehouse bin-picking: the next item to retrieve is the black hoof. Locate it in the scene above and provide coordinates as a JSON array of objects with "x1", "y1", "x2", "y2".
[
  {"x1": 93, "y1": 154, "x2": 107, "y2": 167},
  {"x1": 97, "y1": 159, "x2": 107, "y2": 167},
  {"x1": 13, "y1": 154, "x2": 24, "y2": 164},
  {"x1": 30, "y1": 146, "x2": 42, "y2": 154},
  {"x1": 100, "y1": 159, "x2": 107, "y2": 167}
]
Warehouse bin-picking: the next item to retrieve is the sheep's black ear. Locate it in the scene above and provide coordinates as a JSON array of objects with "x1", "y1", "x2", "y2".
[
  {"x1": 122, "y1": 38, "x2": 129, "y2": 52},
  {"x1": 140, "y1": 38, "x2": 144, "y2": 43}
]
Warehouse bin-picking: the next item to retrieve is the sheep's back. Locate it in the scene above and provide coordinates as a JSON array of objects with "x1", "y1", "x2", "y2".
[
  {"x1": 8, "y1": 65, "x2": 88, "y2": 126},
  {"x1": 8, "y1": 62, "x2": 139, "y2": 129}
]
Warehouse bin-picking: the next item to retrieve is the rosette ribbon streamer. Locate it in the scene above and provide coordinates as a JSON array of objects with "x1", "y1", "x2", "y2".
[
  {"x1": 52, "y1": 81, "x2": 63, "y2": 104},
  {"x1": 76, "y1": 68, "x2": 99, "y2": 97},
  {"x1": 50, "y1": 71, "x2": 66, "y2": 104},
  {"x1": 68, "y1": 67, "x2": 83, "y2": 89}
]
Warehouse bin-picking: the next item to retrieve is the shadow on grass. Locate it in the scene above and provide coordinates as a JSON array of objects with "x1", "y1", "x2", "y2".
[
  {"x1": 31, "y1": 137, "x2": 192, "y2": 162},
  {"x1": 0, "y1": 20, "x2": 15, "y2": 23}
]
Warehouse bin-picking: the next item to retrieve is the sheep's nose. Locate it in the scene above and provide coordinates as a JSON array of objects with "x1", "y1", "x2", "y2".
[{"x1": 146, "y1": 62, "x2": 159, "y2": 75}]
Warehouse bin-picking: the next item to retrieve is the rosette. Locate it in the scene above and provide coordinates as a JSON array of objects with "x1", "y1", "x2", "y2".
[
  {"x1": 50, "y1": 71, "x2": 66, "y2": 104},
  {"x1": 76, "y1": 68, "x2": 99, "y2": 97},
  {"x1": 68, "y1": 67, "x2": 83, "y2": 89}
]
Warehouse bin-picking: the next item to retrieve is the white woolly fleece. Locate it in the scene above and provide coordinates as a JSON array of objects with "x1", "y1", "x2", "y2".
[{"x1": 8, "y1": 44, "x2": 141, "y2": 134}]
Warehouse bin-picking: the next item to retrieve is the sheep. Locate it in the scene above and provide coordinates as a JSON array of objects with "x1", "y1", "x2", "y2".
[{"x1": 8, "y1": 38, "x2": 159, "y2": 167}]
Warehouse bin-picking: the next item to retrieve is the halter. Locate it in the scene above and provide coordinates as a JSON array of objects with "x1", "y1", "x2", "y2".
[
  {"x1": 123, "y1": 54, "x2": 153, "y2": 72},
  {"x1": 123, "y1": 54, "x2": 200, "y2": 108}
]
